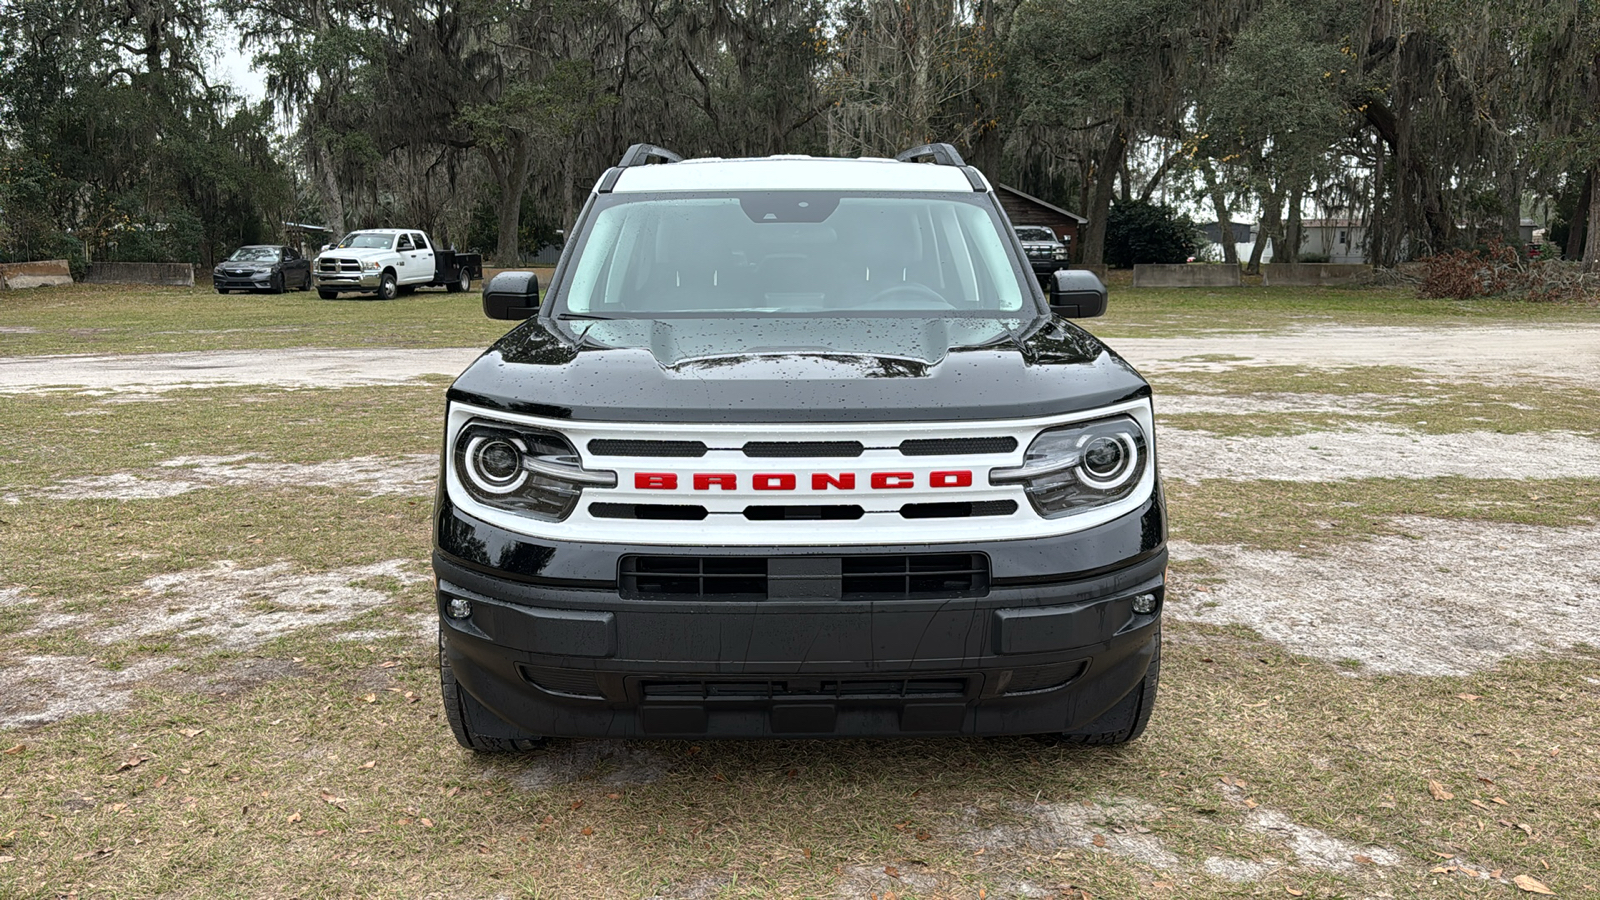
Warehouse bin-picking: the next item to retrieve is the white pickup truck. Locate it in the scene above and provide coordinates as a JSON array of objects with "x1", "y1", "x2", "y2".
[{"x1": 313, "y1": 228, "x2": 484, "y2": 300}]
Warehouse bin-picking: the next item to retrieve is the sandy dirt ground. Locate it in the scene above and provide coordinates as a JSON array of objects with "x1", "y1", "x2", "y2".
[{"x1": 3, "y1": 322, "x2": 1599, "y2": 391}]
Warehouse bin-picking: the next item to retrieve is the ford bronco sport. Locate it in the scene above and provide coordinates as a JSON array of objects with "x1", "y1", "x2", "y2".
[{"x1": 434, "y1": 143, "x2": 1165, "y2": 748}]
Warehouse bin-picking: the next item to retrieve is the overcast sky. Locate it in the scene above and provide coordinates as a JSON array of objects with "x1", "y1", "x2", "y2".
[{"x1": 212, "y1": 29, "x2": 268, "y2": 102}]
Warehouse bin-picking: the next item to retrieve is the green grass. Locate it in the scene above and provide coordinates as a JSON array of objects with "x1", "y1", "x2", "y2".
[{"x1": 1091, "y1": 284, "x2": 1600, "y2": 338}]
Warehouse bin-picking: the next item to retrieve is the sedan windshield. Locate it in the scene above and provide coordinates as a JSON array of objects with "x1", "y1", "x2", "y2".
[
  {"x1": 560, "y1": 192, "x2": 1031, "y2": 317},
  {"x1": 338, "y1": 233, "x2": 395, "y2": 250},
  {"x1": 227, "y1": 247, "x2": 281, "y2": 262}
]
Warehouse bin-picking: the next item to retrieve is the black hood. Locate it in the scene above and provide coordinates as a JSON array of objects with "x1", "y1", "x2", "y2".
[{"x1": 447, "y1": 316, "x2": 1150, "y2": 423}]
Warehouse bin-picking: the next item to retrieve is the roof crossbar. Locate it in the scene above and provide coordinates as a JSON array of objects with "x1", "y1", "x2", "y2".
[
  {"x1": 895, "y1": 143, "x2": 967, "y2": 167},
  {"x1": 618, "y1": 143, "x2": 683, "y2": 167}
]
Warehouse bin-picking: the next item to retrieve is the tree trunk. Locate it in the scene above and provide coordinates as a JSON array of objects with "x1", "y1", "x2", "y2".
[
  {"x1": 1585, "y1": 165, "x2": 1600, "y2": 274},
  {"x1": 1568, "y1": 169, "x2": 1592, "y2": 262},
  {"x1": 1203, "y1": 165, "x2": 1238, "y2": 265},
  {"x1": 1080, "y1": 125, "x2": 1127, "y2": 268},
  {"x1": 1282, "y1": 187, "x2": 1304, "y2": 264},
  {"x1": 1246, "y1": 188, "x2": 1281, "y2": 276},
  {"x1": 310, "y1": 139, "x2": 347, "y2": 238},
  {"x1": 486, "y1": 138, "x2": 532, "y2": 265}
]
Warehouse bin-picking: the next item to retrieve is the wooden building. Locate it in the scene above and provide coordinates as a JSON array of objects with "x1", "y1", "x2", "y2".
[{"x1": 994, "y1": 184, "x2": 1088, "y2": 259}]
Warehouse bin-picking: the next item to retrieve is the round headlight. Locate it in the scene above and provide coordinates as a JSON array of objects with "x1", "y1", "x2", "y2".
[
  {"x1": 464, "y1": 435, "x2": 527, "y2": 494},
  {"x1": 1075, "y1": 433, "x2": 1137, "y2": 489}
]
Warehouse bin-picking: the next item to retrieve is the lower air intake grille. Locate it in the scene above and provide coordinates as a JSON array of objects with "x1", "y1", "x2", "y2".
[
  {"x1": 641, "y1": 677, "x2": 969, "y2": 700},
  {"x1": 619, "y1": 553, "x2": 990, "y2": 601},
  {"x1": 590, "y1": 503, "x2": 708, "y2": 520},
  {"x1": 899, "y1": 500, "x2": 1017, "y2": 519}
]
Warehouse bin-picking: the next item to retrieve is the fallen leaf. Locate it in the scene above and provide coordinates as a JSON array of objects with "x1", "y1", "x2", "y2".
[
  {"x1": 421, "y1": 818, "x2": 435, "y2": 828},
  {"x1": 1091, "y1": 834, "x2": 1107, "y2": 848},
  {"x1": 404, "y1": 691, "x2": 419, "y2": 703},
  {"x1": 177, "y1": 728, "x2": 204, "y2": 738},
  {"x1": 569, "y1": 799, "x2": 584, "y2": 811},
  {"x1": 0, "y1": 856, "x2": 13, "y2": 863},
  {"x1": 1352, "y1": 854, "x2": 1374, "y2": 865},
  {"x1": 359, "y1": 761, "x2": 376, "y2": 770},
  {"x1": 605, "y1": 792, "x2": 620, "y2": 800},
  {"x1": 72, "y1": 848, "x2": 113, "y2": 862},
  {"x1": 447, "y1": 787, "x2": 461, "y2": 797},
  {"x1": 361, "y1": 693, "x2": 376, "y2": 703},
  {"x1": 803, "y1": 848, "x2": 813, "y2": 859},
  {"x1": 287, "y1": 812, "x2": 302, "y2": 823},
  {"x1": 580, "y1": 826, "x2": 594, "y2": 836},
  {"x1": 915, "y1": 830, "x2": 931, "y2": 841},
  {"x1": 1470, "y1": 799, "x2": 1492, "y2": 811},
  {"x1": 378, "y1": 660, "x2": 400, "y2": 668},
  {"x1": 1428, "y1": 780, "x2": 1455, "y2": 801},
  {"x1": 154, "y1": 776, "x2": 167, "y2": 788},
  {"x1": 1518, "y1": 824, "x2": 1534, "y2": 836},
  {"x1": 1492, "y1": 797, "x2": 1509, "y2": 805},
  {"x1": 1513, "y1": 875, "x2": 1554, "y2": 894},
  {"x1": 3, "y1": 745, "x2": 23, "y2": 755},
  {"x1": 884, "y1": 865, "x2": 900, "y2": 878},
  {"x1": 1286, "y1": 889, "x2": 1304, "y2": 897},
  {"x1": 107, "y1": 802, "x2": 128, "y2": 813},
  {"x1": 116, "y1": 756, "x2": 147, "y2": 772},
  {"x1": 1457, "y1": 693, "x2": 1481, "y2": 702}
]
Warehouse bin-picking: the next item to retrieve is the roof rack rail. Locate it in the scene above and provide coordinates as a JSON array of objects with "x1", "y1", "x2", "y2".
[
  {"x1": 597, "y1": 143, "x2": 683, "y2": 193},
  {"x1": 895, "y1": 143, "x2": 967, "y2": 167},
  {"x1": 895, "y1": 142, "x2": 985, "y2": 192},
  {"x1": 618, "y1": 143, "x2": 682, "y2": 167}
]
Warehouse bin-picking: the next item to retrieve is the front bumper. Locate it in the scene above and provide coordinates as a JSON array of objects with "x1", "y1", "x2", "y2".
[
  {"x1": 434, "y1": 491, "x2": 1166, "y2": 739},
  {"x1": 214, "y1": 272, "x2": 274, "y2": 290},
  {"x1": 313, "y1": 271, "x2": 380, "y2": 290}
]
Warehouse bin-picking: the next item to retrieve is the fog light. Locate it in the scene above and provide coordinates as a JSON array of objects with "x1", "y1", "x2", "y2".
[
  {"x1": 446, "y1": 597, "x2": 472, "y2": 619},
  {"x1": 1131, "y1": 593, "x2": 1158, "y2": 615}
]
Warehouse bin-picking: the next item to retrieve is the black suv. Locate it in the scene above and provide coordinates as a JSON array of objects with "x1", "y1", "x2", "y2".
[{"x1": 433, "y1": 143, "x2": 1164, "y2": 748}]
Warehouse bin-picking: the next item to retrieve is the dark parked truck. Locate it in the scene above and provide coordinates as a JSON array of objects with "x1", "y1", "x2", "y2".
[
  {"x1": 434, "y1": 143, "x2": 1165, "y2": 749},
  {"x1": 313, "y1": 228, "x2": 483, "y2": 300}
]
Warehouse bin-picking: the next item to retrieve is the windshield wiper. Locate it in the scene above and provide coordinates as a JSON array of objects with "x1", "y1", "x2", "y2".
[{"x1": 555, "y1": 312, "x2": 617, "y2": 321}]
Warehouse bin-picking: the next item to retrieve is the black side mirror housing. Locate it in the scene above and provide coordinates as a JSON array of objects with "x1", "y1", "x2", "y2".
[
  {"x1": 1048, "y1": 269, "x2": 1107, "y2": 318},
  {"x1": 483, "y1": 271, "x2": 540, "y2": 320}
]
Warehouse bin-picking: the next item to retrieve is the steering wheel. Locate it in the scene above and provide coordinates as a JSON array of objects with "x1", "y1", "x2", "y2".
[{"x1": 855, "y1": 282, "x2": 953, "y2": 309}]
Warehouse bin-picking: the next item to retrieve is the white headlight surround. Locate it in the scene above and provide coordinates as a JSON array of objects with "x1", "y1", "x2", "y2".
[
  {"x1": 452, "y1": 419, "x2": 615, "y2": 521},
  {"x1": 990, "y1": 415, "x2": 1148, "y2": 518}
]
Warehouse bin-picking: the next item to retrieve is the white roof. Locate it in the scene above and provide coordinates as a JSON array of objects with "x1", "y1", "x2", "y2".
[
  {"x1": 609, "y1": 156, "x2": 983, "y2": 194},
  {"x1": 344, "y1": 228, "x2": 418, "y2": 234}
]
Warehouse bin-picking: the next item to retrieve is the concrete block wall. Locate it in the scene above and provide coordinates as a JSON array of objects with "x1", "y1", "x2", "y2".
[
  {"x1": 1131, "y1": 264, "x2": 1242, "y2": 288},
  {"x1": 0, "y1": 260, "x2": 73, "y2": 289}
]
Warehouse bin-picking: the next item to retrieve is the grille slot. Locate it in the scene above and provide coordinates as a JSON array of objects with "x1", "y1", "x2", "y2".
[
  {"x1": 899, "y1": 500, "x2": 1018, "y2": 519},
  {"x1": 898, "y1": 437, "x2": 1017, "y2": 456},
  {"x1": 590, "y1": 503, "x2": 708, "y2": 520},
  {"x1": 742, "y1": 440, "x2": 864, "y2": 457},
  {"x1": 518, "y1": 666, "x2": 605, "y2": 699},
  {"x1": 587, "y1": 439, "x2": 707, "y2": 457},
  {"x1": 841, "y1": 554, "x2": 989, "y2": 600},
  {"x1": 1003, "y1": 662, "x2": 1086, "y2": 695},
  {"x1": 743, "y1": 505, "x2": 863, "y2": 521},
  {"x1": 620, "y1": 557, "x2": 766, "y2": 600},
  {"x1": 619, "y1": 553, "x2": 990, "y2": 601},
  {"x1": 641, "y1": 678, "x2": 968, "y2": 700}
]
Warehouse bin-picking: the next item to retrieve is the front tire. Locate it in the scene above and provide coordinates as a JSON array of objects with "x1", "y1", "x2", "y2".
[
  {"x1": 440, "y1": 634, "x2": 543, "y2": 753},
  {"x1": 270, "y1": 272, "x2": 286, "y2": 294},
  {"x1": 377, "y1": 270, "x2": 398, "y2": 300},
  {"x1": 1055, "y1": 631, "x2": 1160, "y2": 745},
  {"x1": 318, "y1": 289, "x2": 340, "y2": 300}
]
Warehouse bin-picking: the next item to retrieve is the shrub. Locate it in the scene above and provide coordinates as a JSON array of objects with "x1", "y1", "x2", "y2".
[{"x1": 1104, "y1": 198, "x2": 1202, "y2": 268}]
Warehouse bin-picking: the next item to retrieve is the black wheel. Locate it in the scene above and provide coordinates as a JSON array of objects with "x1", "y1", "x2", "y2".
[
  {"x1": 270, "y1": 272, "x2": 286, "y2": 294},
  {"x1": 318, "y1": 289, "x2": 340, "y2": 300},
  {"x1": 297, "y1": 270, "x2": 311, "y2": 291},
  {"x1": 377, "y1": 270, "x2": 398, "y2": 300},
  {"x1": 1055, "y1": 631, "x2": 1160, "y2": 745},
  {"x1": 215, "y1": 287, "x2": 228, "y2": 294},
  {"x1": 446, "y1": 267, "x2": 471, "y2": 293},
  {"x1": 440, "y1": 632, "x2": 542, "y2": 752}
]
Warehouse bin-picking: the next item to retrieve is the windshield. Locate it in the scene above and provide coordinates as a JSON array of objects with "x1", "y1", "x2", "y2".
[
  {"x1": 227, "y1": 246, "x2": 281, "y2": 262},
  {"x1": 338, "y1": 233, "x2": 395, "y2": 250},
  {"x1": 1015, "y1": 227, "x2": 1055, "y2": 242},
  {"x1": 559, "y1": 192, "x2": 1032, "y2": 317}
]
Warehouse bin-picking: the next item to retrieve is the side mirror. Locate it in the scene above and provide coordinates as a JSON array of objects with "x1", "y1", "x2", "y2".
[
  {"x1": 321, "y1": 244, "x2": 333, "y2": 252},
  {"x1": 483, "y1": 270, "x2": 540, "y2": 320},
  {"x1": 1048, "y1": 269, "x2": 1107, "y2": 318}
]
